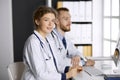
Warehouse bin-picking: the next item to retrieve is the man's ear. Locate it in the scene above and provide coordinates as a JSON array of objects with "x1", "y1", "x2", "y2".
[{"x1": 55, "y1": 19, "x2": 59, "y2": 25}]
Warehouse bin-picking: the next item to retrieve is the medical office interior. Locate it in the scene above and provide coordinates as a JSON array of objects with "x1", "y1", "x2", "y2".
[{"x1": 0, "y1": 0, "x2": 120, "y2": 80}]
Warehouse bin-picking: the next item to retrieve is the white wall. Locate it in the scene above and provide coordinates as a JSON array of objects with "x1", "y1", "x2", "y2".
[
  {"x1": 0, "y1": 0, "x2": 13, "y2": 79},
  {"x1": 92, "y1": 0, "x2": 103, "y2": 56}
]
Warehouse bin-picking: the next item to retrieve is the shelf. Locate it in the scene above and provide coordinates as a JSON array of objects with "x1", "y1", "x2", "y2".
[
  {"x1": 72, "y1": 22, "x2": 92, "y2": 24},
  {"x1": 74, "y1": 44, "x2": 92, "y2": 46},
  {"x1": 58, "y1": 0, "x2": 92, "y2": 1},
  {"x1": 57, "y1": 0, "x2": 93, "y2": 56}
]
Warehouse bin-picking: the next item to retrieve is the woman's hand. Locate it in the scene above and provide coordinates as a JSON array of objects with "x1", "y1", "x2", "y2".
[
  {"x1": 66, "y1": 66, "x2": 83, "y2": 79},
  {"x1": 66, "y1": 68, "x2": 78, "y2": 79}
]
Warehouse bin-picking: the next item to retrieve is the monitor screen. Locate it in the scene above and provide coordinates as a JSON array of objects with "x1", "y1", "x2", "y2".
[
  {"x1": 113, "y1": 36, "x2": 120, "y2": 67},
  {"x1": 112, "y1": 48, "x2": 119, "y2": 66}
]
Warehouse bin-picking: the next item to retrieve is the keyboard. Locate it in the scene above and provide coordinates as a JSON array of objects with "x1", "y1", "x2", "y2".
[{"x1": 83, "y1": 66, "x2": 103, "y2": 76}]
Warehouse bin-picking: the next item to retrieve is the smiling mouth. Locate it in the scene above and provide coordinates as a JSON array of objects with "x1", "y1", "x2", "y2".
[{"x1": 47, "y1": 27, "x2": 53, "y2": 30}]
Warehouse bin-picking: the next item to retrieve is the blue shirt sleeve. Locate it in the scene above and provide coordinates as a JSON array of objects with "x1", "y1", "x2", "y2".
[
  {"x1": 64, "y1": 66, "x2": 70, "y2": 73},
  {"x1": 61, "y1": 73, "x2": 66, "y2": 80}
]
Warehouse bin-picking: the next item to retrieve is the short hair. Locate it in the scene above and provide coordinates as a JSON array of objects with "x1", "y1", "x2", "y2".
[
  {"x1": 33, "y1": 6, "x2": 57, "y2": 29},
  {"x1": 57, "y1": 7, "x2": 69, "y2": 15}
]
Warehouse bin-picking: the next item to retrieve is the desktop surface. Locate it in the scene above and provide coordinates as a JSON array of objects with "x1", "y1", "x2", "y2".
[
  {"x1": 73, "y1": 59, "x2": 120, "y2": 80},
  {"x1": 95, "y1": 60, "x2": 120, "y2": 75}
]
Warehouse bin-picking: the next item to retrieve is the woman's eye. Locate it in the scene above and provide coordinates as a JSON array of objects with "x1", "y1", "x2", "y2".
[{"x1": 44, "y1": 19, "x2": 48, "y2": 21}]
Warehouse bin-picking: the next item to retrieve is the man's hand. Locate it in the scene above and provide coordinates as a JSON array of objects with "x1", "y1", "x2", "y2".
[
  {"x1": 85, "y1": 59, "x2": 95, "y2": 66},
  {"x1": 71, "y1": 56, "x2": 80, "y2": 67},
  {"x1": 76, "y1": 66, "x2": 83, "y2": 73}
]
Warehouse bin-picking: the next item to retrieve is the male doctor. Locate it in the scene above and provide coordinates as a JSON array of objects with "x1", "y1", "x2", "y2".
[{"x1": 48, "y1": 7, "x2": 95, "y2": 73}]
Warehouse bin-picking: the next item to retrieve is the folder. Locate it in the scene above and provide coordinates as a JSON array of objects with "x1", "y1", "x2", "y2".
[{"x1": 57, "y1": 1, "x2": 63, "y2": 8}]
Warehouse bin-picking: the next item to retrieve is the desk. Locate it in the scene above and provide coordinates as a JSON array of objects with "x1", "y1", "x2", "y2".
[
  {"x1": 94, "y1": 60, "x2": 120, "y2": 75},
  {"x1": 73, "y1": 58, "x2": 120, "y2": 80},
  {"x1": 73, "y1": 70, "x2": 104, "y2": 80}
]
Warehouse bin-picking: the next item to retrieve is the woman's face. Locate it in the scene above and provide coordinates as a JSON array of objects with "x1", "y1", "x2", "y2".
[{"x1": 35, "y1": 13, "x2": 55, "y2": 36}]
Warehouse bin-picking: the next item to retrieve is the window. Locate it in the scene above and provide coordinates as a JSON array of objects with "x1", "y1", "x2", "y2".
[{"x1": 103, "y1": 0, "x2": 120, "y2": 56}]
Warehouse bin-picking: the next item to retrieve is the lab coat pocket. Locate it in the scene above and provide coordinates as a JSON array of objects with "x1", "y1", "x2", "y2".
[
  {"x1": 45, "y1": 58, "x2": 56, "y2": 72},
  {"x1": 57, "y1": 50, "x2": 67, "y2": 59}
]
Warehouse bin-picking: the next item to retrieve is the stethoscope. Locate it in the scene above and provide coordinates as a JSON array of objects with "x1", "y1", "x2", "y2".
[
  {"x1": 51, "y1": 31, "x2": 63, "y2": 52},
  {"x1": 33, "y1": 32, "x2": 59, "y2": 71},
  {"x1": 33, "y1": 32, "x2": 51, "y2": 60},
  {"x1": 51, "y1": 31, "x2": 70, "y2": 56}
]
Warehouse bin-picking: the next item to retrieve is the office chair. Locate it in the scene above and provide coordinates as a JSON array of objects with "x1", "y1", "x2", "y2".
[{"x1": 7, "y1": 62, "x2": 25, "y2": 80}]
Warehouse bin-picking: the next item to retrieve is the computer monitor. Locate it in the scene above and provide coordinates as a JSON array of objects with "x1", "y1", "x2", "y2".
[
  {"x1": 112, "y1": 48, "x2": 119, "y2": 66},
  {"x1": 112, "y1": 35, "x2": 120, "y2": 67}
]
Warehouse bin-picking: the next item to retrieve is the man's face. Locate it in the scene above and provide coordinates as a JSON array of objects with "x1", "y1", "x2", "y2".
[{"x1": 58, "y1": 11, "x2": 71, "y2": 32}]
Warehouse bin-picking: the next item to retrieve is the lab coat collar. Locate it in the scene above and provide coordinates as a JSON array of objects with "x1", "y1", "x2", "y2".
[
  {"x1": 33, "y1": 30, "x2": 46, "y2": 44},
  {"x1": 54, "y1": 28, "x2": 64, "y2": 40},
  {"x1": 52, "y1": 29, "x2": 68, "y2": 51}
]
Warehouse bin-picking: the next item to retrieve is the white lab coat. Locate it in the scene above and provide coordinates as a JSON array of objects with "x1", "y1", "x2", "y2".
[
  {"x1": 21, "y1": 30, "x2": 63, "y2": 80},
  {"x1": 47, "y1": 29, "x2": 86, "y2": 73}
]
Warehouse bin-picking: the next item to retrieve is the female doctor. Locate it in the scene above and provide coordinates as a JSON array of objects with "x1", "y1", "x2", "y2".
[{"x1": 21, "y1": 6, "x2": 80, "y2": 80}]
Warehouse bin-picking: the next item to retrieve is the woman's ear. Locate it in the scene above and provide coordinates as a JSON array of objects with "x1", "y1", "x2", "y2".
[{"x1": 35, "y1": 20, "x2": 39, "y2": 26}]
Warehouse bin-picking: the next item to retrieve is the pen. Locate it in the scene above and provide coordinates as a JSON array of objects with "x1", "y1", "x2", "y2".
[{"x1": 84, "y1": 70, "x2": 92, "y2": 76}]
